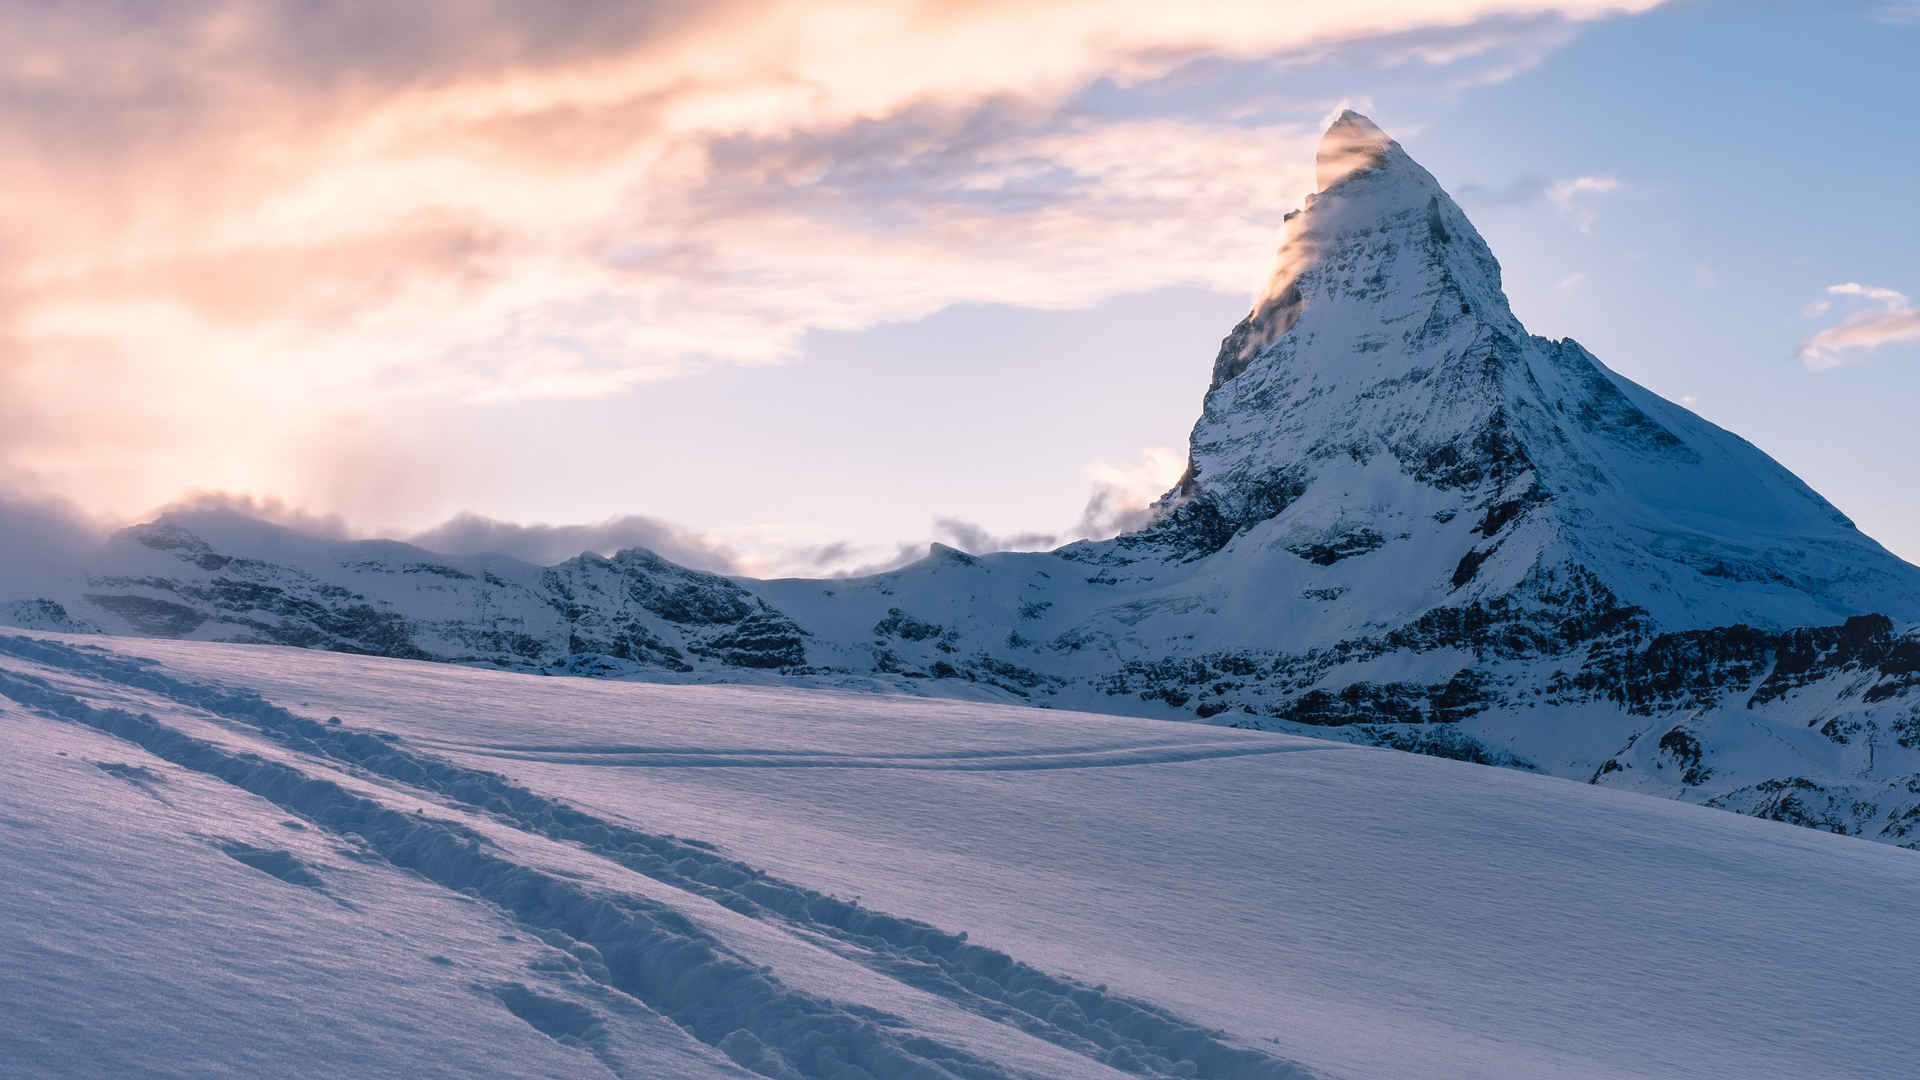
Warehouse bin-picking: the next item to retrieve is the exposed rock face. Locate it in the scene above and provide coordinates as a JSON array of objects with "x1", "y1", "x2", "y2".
[{"x1": 9, "y1": 113, "x2": 1920, "y2": 846}]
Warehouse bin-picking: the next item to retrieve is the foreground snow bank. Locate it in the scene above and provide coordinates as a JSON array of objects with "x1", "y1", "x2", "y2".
[{"x1": 3, "y1": 632, "x2": 1917, "y2": 1079}]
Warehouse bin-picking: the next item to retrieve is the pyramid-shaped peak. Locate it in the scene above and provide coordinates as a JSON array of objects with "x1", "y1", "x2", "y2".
[
  {"x1": 1315, "y1": 109, "x2": 1407, "y2": 191},
  {"x1": 1327, "y1": 108, "x2": 1381, "y2": 133}
]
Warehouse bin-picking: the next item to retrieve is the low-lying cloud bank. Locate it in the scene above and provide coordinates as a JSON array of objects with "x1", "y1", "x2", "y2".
[
  {"x1": 405, "y1": 513, "x2": 746, "y2": 574},
  {"x1": 0, "y1": 441, "x2": 1186, "y2": 594},
  {"x1": 0, "y1": 495, "x2": 109, "y2": 602},
  {"x1": 405, "y1": 446, "x2": 1183, "y2": 577}
]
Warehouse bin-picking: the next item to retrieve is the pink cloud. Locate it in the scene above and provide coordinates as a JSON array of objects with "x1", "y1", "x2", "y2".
[
  {"x1": 1800, "y1": 282, "x2": 1920, "y2": 370},
  {"x1": 0, "y1": 0, "x2": 1666, "y2": 531}
]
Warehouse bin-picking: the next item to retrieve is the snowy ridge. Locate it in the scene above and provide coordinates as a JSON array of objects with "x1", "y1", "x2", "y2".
[{"x1": 7, "y1": 113, "x2": 1920, "y2": 846}]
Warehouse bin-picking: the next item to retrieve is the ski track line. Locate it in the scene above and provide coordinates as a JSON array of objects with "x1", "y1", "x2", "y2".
[
  {"x1": 448, "y1": 742, "x2": 1332, "y2": 771},
  {"x1": 0, "y1": 634, "x2": 1315, "y2": 1080},
  {"x1": 441, "y1": 741, "x2": 1209, "y2": 760}
]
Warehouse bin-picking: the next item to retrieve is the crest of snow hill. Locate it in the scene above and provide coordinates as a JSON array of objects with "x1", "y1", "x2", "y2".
[{"x1": 10, "y1": 113, "x2": 1920, "y2": 844}]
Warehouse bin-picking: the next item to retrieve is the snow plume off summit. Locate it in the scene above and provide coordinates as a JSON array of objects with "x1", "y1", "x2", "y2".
[{"x1": 8, "y1": 113, "x2": 1920, "y2": 846}]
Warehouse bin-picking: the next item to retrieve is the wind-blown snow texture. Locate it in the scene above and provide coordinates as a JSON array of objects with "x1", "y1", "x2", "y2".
[
  {"x1": 7, "y1": 113, "x2": 1920, "y2": 845},
  {"x1": 4, "y1": 631, "x2": 1919, "y2": 1079}
]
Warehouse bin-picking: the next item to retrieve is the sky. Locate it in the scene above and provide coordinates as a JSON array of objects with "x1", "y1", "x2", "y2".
[{"x1": 2, "y1": 0, "x2": 1916, "y2": 575}]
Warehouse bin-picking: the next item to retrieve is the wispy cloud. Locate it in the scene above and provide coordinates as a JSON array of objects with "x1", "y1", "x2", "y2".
[
  {"x1": 1800, "y1": 282, "x2": 1920, "y2": 370},
  {"x1": 153, "y1": 492, "x2": 354, "y2": 539},
  {"x1": 0, "y1": 494, "x2": 108, "y2": 603},
  {"x1": 0, "y1": 0, "x2": 1666, "y2": 527},
  {"x1": 1076, "y1": 447, "x2": 1188, "y2": 538},
  {"x1": 406, "y1": 512, "x2": 746, "y2": 573},
  {"x1": 1545, "y1": 174, "x2": 1622, "y2": 232},
  {"x1": 1826, "y1": 282, "x2": 1910, "y2": 306},
  {"x1": 932, "y1": 519, "x2": 1061, "y2": 556},
  {"x1": 1452, "y1": 171, "x2": 1623, "y2": 233},
  {"x1": 763, "y1": 446, "x2": 1187, "y2": 575}
]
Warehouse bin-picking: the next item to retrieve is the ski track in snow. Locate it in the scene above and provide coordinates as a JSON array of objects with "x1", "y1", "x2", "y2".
[
  {"x1": 0, "y1": 633, "x2": 1312, "y2": 1080},
  {"x1": 442, "y1": 740, "x2": 1333, "y2": 772}
]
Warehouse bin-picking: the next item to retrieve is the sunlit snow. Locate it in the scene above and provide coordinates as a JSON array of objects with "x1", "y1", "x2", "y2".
[{"x1": 3, "y1": 631, "x2": 1915, "y2": 1079}]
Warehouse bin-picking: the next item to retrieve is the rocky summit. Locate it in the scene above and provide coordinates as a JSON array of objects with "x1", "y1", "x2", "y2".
[{"x1": 12, "y1": 113, "x2": 1920, "y2": 845}]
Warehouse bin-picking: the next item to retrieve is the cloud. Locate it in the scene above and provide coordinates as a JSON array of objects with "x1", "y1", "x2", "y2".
[
  {"x1": 2, "y1": 438, "x2": 1183, "y2": 584},
  {"x1": 1453, "y1": 175, "x2": 1554, "y2": 205},
  {"x1": 1870, "y1": 3, "x2": 1920, "y2": 25},
  {"x1": 14, "y1": 489, "x2": 747, "y2": 575},
  {"x1": 0, "y1": 0, "x2": 1665, "y2": 525},
  {"x1": 1545, "y1": 175, "x2": 1621, "y2": 232},
  {"x1": 806, "y1": 543, "x2": 931, "y2": 579},
  {"x1": 1800, "y1": 282, "x2": 1920, "y2": 370},
  {"x1": 750, "y1": 446, "x2": 1187, "y2": 576},
  {"x1": 1826, "y1": 282, "x2": 1909, "y2": 306},
  {"x1": 405, "y1": 506, "x2": 1081, "y2": 580},
  {"x1": 151, "y1": 491, "x2": 354, "y2": 539},
  {"x1": 0, "y1": 494, "x2": 107, "y2": 603},
  {"x1": 932, "y1": 518, "x2": 1060, "y2": 555},
  {"x1": 1076, "y1": 447, "x2": 1188, "y2": 538},
  {"x1": 406, "y1": 512, "x2": 746, "y2": 573},
  {"x1": 1546, "y1": 175, "x2": 1622, "y2": 203},
  {"x1": 1452, "y1": 172, "x2": 1621, "y2": 232}
]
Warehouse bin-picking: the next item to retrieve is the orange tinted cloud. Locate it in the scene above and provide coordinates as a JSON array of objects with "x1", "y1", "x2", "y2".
[
  {"x1": 1800, "y1": 283, "x2": 1920, "y2": 370},
  {"x1": 0, "y1": 0, "x2": 1664, "y2": 524}
]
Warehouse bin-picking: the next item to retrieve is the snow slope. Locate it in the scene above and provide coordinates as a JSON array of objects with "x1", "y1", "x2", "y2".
[{"x1": 4, "y1": 630, "x2": 1918, "y2": 1079}]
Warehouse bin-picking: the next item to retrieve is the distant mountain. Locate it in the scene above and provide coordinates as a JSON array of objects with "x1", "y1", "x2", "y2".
[{"x1": 10, "y1": 113, "x2": 1920, "y2": 845}]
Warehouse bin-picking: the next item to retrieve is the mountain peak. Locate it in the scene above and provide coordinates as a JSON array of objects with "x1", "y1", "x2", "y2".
[
  {"x1": 1322, "y1": 108, "x2": 1383, "y2": 140},
  {"x1": 1197, "y1": 110, "x2": 1499, "y2": 399},
  {"x1": 1315, "y1": 109, "x2": 1402, "y2": 191},
  {"x1": 1146, "y1": 110, "x2": 1920, "y2": 634}
]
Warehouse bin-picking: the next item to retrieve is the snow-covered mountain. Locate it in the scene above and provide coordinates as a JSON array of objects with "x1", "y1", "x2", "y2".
[{"x1": 8, "y1": 112, "x2": 1920, "y2": 845}]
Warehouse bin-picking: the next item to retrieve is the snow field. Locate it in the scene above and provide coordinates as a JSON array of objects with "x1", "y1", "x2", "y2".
[{"x1": 5, "y1": 631, "x2": 1920, "y2": 1079}]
